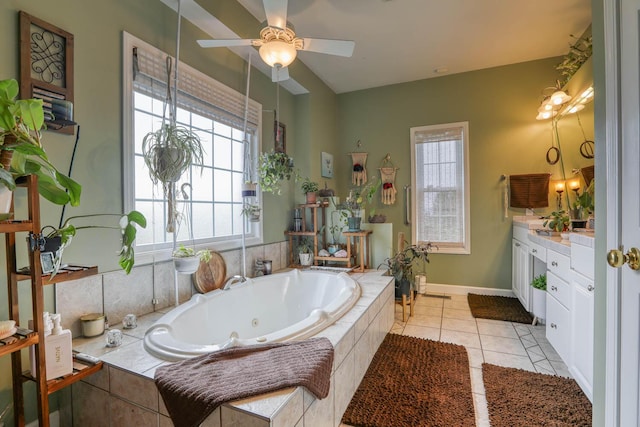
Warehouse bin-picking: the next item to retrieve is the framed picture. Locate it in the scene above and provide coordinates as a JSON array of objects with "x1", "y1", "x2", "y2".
[
  {"x1": 321, "y1": 152, "x2": 334, "y2": 178},
  {"x1": 40, "y1": 252, "x2": 56, "y2": 274},
  {"x1": 274, "y1": 121, "x2": 286, "y2": 153}
]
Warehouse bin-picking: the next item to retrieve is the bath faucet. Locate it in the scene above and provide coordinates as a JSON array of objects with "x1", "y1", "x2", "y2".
[{"x1": 222, "y1": 275, "x2": 247, "y2": 290}]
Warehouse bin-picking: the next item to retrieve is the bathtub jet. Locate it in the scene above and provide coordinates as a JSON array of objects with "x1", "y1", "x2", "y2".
[{"x1": 144, "y1": 269, "x2": 361, "y2": 361}]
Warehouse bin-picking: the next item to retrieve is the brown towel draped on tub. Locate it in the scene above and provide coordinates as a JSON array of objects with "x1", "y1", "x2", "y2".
[
  {"x1": 154, "y1": 337, "x2": 334, "y2": 427},
  {"x1": 509, "y1": 173, "x2": 550, "y2": 209}
]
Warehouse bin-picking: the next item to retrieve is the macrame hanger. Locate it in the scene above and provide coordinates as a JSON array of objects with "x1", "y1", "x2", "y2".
[
  {"x1": 379, "y1": 153, "x2": 398, "y2": 205},
  {"x1": 349, "y1": 139, "x2": 368, "y2": 186}
]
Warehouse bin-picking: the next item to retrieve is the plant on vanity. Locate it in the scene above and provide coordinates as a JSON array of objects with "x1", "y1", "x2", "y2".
[
  {"x1": 379, "y1": 241, "x2": 436, "y2": 298},
  {"x1": 41, "y1": 210, "x2": 147, "y2": 276},
  {"x1": 0, "y1": 79, "x2": 82, "y2": 213},
  {"x1": 543, "y1": 210, "x2": 570, "y2": 232},
  {"x1": 172, "y1": 244, "x2": 212, "y2": 274}
]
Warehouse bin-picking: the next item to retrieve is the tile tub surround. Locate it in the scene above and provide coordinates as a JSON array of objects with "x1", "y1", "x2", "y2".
[
  {"x1": 69, "y1": 270, "x2": 395, "y2": 426},
  {"x1": 56, "y1": 241, "x2": 290, "y2": 336}
]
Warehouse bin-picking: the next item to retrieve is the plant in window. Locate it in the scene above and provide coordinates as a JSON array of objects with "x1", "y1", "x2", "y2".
[
  {"x1": 258, "y1": 150, "x2": 298, "y2": 195},
  {"x1": 172, "y1": 244, "x2": 212, "y2": 274},
  {"x1": 41, "y1": 210, "x2": 147, "y2": 276},
  {"x1": 0, "y1": 78, "x2": 82, "y2": 212}
]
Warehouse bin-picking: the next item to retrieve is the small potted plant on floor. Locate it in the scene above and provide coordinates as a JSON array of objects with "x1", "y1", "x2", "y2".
[
  {"x1": 530, "y1": 274, "x2": 547, "y2": 320},
  {"x1": 297, "y1": 237, "x2": 313, "y2": 266},
  {"x1": 300, "y1": 177, "x2": 319, "y2": 204},
  {"x1": 172, "y1": 244, "x2": 212, "y2": 274},
  {"x1": 379, "y1": 241, "x2": 436, "y2": 299}
]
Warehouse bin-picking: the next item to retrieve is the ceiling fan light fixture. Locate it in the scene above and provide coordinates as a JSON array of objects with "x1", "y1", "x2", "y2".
[
  {"x1": 550, "y1": 90, "x2": 571, "y2": 105},
  {"x1": 259, "y1": 40, "x2": 297, "y2": 67}
]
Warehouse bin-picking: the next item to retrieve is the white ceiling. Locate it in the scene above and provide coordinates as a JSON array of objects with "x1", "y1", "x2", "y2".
[{"x1": 235, "y1": 0, "x2": 592, "y2": 94}]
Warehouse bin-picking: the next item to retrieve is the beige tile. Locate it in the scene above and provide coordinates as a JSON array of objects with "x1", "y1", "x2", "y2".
[
  {"x1": 159, "y1": 414, "x2": 174, "y2": 427},
  {"x1": 220, "y1": 249, "x2": 241, "y2": 278},
  {"x1": 103, "y1": 266, "x2": 155, "y2": 325},
  {"x1": 514, "y1": 324, "x2": 532, "y2": 337},
  {"x1": 303, "y1": 380, "x2": 335, "y2": 427},
  {"x1": 263, "y1": 242, "x2": 282, "y2": 272},
  {"x1": 406, "y1": 314, "x2": 441, "y2": 328},
  {"x1": 80, "y1": 364, "x2": 109, "y2": 391},
  {"x1": 466, "y1": 348, "x2": 485, "y2": 368},
  {"x1": 109, "y1": 396, "x2": 159, "y2": 426},
  {"x1": 483, "y1": 350, "x2": 535, "y2": 372},
  {"x1": 534, "y1": 359, "x2": 556, "y2": 375},
  {"x1": 441, "y1": 317, "x2": 478, "y2": 334},
  {"x1": 550, "y1": 360, "x2": 572, "y2": 378},
  {"x1": 416, "y1": 296, "x2": 444, "y2": 308},
  {"x1": 402, "y1": 325, "x2": 440, "y2": 341},
  {"x1": 442, "y1": 307, "x2": 474, "y2": 320},
  {"x1": 443, "y1": 299, "x2": 471, "y2": 310},
  {"x1": 72, "y1": 381, "x2": 110, "y2": 427},
  {"x1": 109, "y1": 366, "x2": 158, "y2": 412},
  {"x1": 220, "y1": 405, "x2": 269, "y2": 426},
  {"x1": 480, "y1": 335, "x2": 527, "y2": 356},
  {"x1": 476, "y1": 321, "x2": 518, "y2": 339},
  {"x1": 539, "y1": 342, "x2": 564, "y2": 362},
  {"x1": 473, "y1": 392, "x2": 491, "y2": 427},
  {"x1": 439, "y1": 329, "x2": 481, "y2": 349},
  {"x1": 55, "y1": 274, "x2": 104, "y2": 338},
  {"x1": 520, "y1": 334, "x2": 538, "y2": 348},
  {"x1": 526, "y1": 345, "x2": 547, "y2": 363},
  {"x1": 470, "y1": 367, "x2": 485, "y2": 395},
  {"x1": 272, "y1": 388, "x2": 304, "y2": 427},
  {"x1": 412, "y1": 304, "x2": 443, "y2": 317},
  {"x1": 334, "y1": 350, "x2": 356, "y2": 426}
]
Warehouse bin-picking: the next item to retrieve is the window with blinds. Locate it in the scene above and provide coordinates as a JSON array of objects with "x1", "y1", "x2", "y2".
[
  {"x1": 123, "y1": 33, "x2": 263, "y2": 254},
  {"x1": 410, "y1": 122, "x2": 470, "y2": 254}
]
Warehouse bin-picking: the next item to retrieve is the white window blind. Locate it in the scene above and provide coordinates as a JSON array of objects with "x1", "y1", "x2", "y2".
[{"x1": 411, "y1": 122, "x2": 470, "y2": 254}]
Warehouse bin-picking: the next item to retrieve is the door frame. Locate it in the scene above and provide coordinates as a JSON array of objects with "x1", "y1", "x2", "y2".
[{"x1": 601, "y1": 0, "x2": 622, "y2": 425}]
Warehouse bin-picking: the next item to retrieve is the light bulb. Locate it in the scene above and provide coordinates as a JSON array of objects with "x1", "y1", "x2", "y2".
[
  {"x1": 550, "y1": 90, "x2": 571, "y2": 106},
  {"x1": 259, "y1": 40, "x2": 297, "y2": 67}
]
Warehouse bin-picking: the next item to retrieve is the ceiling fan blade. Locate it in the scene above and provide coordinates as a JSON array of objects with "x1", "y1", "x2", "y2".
[
  {"x1": 197, "y1": 39, "x2": 254, "y2": 48},
  {"x1": 301, "y1": 38, "x2": 355, "y2": 57},
  {"x1": 263, "y1": 0, "x2": 288, "y2": 29},
  {"x1": 271, "y1": 66, "x2": 290, "y2": 82}
]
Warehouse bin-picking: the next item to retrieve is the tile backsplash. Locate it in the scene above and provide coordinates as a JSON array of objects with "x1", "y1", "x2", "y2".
[{"x1": 56, "y1": 241, "x2": 289, "y2": 337}]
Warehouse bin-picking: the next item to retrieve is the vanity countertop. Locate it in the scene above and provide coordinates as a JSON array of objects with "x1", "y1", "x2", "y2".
[{"x1": 513, "y1": 216, "x2": 595, "y2": 254}]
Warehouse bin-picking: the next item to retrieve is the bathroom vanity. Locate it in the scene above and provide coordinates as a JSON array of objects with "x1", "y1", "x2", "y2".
[{"x1": 512, "y1": 218, "x2": 595, "y2": 401}]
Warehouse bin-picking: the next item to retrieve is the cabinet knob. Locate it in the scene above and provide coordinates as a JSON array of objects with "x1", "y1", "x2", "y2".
[
  {"x1": 588, "y1": 285, "x2": 594, "y2": 292},
  {"x1": 550, "y1": 323, "x2": 557, "y2": 329},
  {"x1": 532, "y1": 249, "x2": 537, "y2": 253},
  {"x1": 551, "y1": 286, "x2": 557, "y2": 291},
  {"x1": 551, "y1": 261, "x2": 558, "y2": 267},
  {"x1": 515, "y1": 242, "x2": 520, "y2": 247}
]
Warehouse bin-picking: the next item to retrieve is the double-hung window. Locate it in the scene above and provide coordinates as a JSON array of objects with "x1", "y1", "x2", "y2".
[
  {"x1": 123, "y1": 33, "x2": 262, "y2": 257},
  {"x1": 410, "y1": 122, "x2": 470, "y2": 254}
]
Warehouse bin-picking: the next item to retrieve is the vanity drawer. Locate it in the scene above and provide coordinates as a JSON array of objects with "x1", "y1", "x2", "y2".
[
  {"x1": 547, "y1": 250, "x2": 570, "y2": 282},
  {"x1": 546, "y1": 292, "x2": 571, "y2": 363},
  {"x1": 529, "y1": 242, "x2": 546, "y2": 262},
  {"x1": 547, "y1": 271, "x2": 571, "y2": 309}
]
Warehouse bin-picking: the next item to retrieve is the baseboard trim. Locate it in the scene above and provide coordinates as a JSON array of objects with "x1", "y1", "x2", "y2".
[{"x1": 424, "y1": 283, "x2": 515, "y2": 297}]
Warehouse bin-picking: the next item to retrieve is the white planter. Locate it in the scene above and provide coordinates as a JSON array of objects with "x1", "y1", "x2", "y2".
[
  {"x1": 532, "y1": 287, "x2": 547, "y2": 319},
  {"x1": 173, "y1": 256, "x2": 200, "y2": 274},
  {"x1": 299, "y1": 253, "x2": 313, "y2": 266},
  {"x1": 0, "y1": 185, "x2": 12, "y2": 215}
]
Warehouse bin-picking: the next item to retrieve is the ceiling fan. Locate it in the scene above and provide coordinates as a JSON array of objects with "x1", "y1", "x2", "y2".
[{"x1": 197, "y1": 0, "x2": 355, "y2": 82}]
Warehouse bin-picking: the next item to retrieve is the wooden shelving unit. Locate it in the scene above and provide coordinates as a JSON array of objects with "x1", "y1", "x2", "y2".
[
  {"x1": 285, "y1": 202, "x2": 327, "y2": 267},
  {"x1": 3, "y1": 175, "x2": 101, "y2": 427}
]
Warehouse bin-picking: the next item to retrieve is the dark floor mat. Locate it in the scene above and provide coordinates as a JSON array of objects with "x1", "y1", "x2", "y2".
[{"x1": 467, "y1": 293, "x2": 534, "y2": 324}]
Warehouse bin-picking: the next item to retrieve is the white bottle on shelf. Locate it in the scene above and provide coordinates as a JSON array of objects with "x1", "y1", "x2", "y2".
[{"x1": 30, "y1": 313, "x2": 73, "y2": 380}]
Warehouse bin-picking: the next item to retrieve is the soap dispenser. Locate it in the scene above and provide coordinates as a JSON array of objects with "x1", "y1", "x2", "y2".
[{"x1": 30, "y1": 313, "x2": 73, "y2": 379}]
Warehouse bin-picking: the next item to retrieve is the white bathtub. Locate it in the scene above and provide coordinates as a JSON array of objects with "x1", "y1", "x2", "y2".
[{"x1": 144, "y1": 269, "x2": 361, "y2": 361}]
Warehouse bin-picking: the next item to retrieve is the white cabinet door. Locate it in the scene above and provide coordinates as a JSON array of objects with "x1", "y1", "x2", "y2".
[
  {"x1": 546, "y1": 293, "x2": 571, "y2": 362},
  {"x1": 512, "y1": 238, "x2": 530, "y2": 311},
  {"x1": 571, "y1": 273, "x2": 594, "y2": 402}
]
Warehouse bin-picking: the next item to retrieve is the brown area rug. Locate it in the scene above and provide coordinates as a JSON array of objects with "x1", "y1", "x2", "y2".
[
  {"x1": 483, "y1": 363, "x2": 592, "y2": 427},
  {"x1": 467, "y1": 293, "x2": 534, "y2": 324},
  {"x1": 342, "y1": 333, "x2": 475, "y2": 427}
]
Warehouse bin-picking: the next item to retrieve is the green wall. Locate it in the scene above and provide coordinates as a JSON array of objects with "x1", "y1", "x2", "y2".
[{"x1": 337, "y1": 59, "x2": 594, "y2": 289}]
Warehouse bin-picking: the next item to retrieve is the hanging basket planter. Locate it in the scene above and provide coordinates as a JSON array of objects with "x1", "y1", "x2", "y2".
[
  {"x1": 242, "y1": 182, "x2": 257, "y2": 198},
  {"x1": 173, "y1": 256, "x2": 200, "y2": 274}
]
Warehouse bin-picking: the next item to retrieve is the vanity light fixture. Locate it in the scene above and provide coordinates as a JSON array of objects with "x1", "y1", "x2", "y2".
[{"x1": 555, "y1": 181, "x2": 565, "y2": 211}]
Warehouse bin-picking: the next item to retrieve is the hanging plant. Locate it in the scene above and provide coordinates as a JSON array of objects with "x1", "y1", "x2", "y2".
[
  {"x1": 555, "y1": 34, "x2": 593, "y2": 85},
  {"x1": 258, "y1": 150, "x2": 298, "y2": 194}
]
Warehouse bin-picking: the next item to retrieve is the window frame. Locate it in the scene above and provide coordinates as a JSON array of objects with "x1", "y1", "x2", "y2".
[
  {"x1": 410, "y1": 121, "x2": 471, "y2": 254},
  {"x1": 122, "y1": 32, "x2": 262, "y2": 263}
]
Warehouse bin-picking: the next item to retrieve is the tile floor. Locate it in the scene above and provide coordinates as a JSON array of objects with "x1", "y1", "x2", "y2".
[{"x1": 344, "y1": 291, "x2": 571, "y2": 427}]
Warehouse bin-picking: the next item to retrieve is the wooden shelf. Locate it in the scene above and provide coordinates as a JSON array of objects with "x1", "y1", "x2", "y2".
[
  {"x1": 22, "y1": 360, "x2": 104, "y2": 395},
  {"x1": 0, "y1": 333, "x2": 38, "y2": 358},
  {"x1": 0, "y1": 220, "x2": 36, "y2": 233},
  {"x1": 285, "y1": 231, "x2": 317, "y2": 236},
  {"x1": 15, "y1": 265, "x2": 99, "y2": 285},
  {"x1": 315, "y1": 256, "x2": 350, "y2": 262}
]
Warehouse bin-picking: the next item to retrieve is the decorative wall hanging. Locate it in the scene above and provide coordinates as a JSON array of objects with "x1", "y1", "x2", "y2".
[
  {"x1": 379, "y1": 153, "x2": 398, "y2": 205},
  {"x1": 321, "y1": 151, "x2": 333, "y2": 178},
  {"x1": 350, "y1": 140, "x2": 368, "y2": 186},
  {"x1": 19, "y1": 12, "x2": 75, "y2": 134}
]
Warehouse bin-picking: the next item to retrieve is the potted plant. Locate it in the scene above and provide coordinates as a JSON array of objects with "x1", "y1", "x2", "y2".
[
  {"x1": 0, "y1": 79, "x2": 82, "y2": 214},
  {"x1": 258, "y1": 150, "x2": 297, "y2": 195},
  {"x1": 297, "y1": 237, "x2": 313, "y2": 266},
  {"x1": 327, "y1": 211, "x2": 343, "y2": 254},
  {"x1": 543, "y1": 210, "x2": 570, "y2": 232},
  {"x1": 41, "y1": 210, "x2": 147, "y2": 276},
  {"x1": 172, "y1": 244, "x2": 212, "y2": 274},
  {"x1": 530, "y1": 274, "x2": 547, "y2": 320},
  {"x1": 570, "y1": 180, "x2": 594, "y2": 229},
  {"x1": 379, "y1": 241, "x2": 436, "y2": 299},
  {"x1": 300, "y1": 177, "x2": 319, "y2": 204},
  {"x1": 241, "y1": 203, "x2": 261, "y2": 222},
  {"x1": 342, "y1": 177, "x2": 381, "y2": 231},
  {"x1": 142, "y1": 123, "x2": 204, "y2": 231}
]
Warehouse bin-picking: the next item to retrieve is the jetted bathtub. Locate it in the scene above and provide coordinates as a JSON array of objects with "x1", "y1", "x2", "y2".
[{"x1": 144, "y1": 269, "x2": 361, "y2": 361}]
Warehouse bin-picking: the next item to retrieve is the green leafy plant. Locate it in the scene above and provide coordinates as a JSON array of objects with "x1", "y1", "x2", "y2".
[
  {"x1": 300, "y1": 177, "x2": 319, "y2": 194},
  {"x1": 172, "y1": 244, "x2": 212, "y2": 263},
  {"x1": 42, "y1": 210, "x2": 147, "y2": 276},
  {"x1": 531, "y1": 274, "x2": 547, "y2": 291},
  {"x1": 556, "y1": 34, "x2": 593, "y2": 85},
  {"x1": 543, "y1": 210, "x2": 571, "y2": 232},
  {"x1": 258, "y1": 150, "x2": 298, "y2": 194},
  {"x1": 0, "y1": 79, "x2": 81, "y2": 206},
  {"x1": 342, "y1": 177, "x2": 381, "y2": 218},
  {"x1": 241, "y1": 203, "x2": 261, "y2": 221},
  {"x1": 379, "y1": 241, "x2": 436, "y2": 286},
  {"x1": 297, "y1": 237, "x2": 313, "y2": 254}
]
